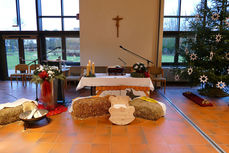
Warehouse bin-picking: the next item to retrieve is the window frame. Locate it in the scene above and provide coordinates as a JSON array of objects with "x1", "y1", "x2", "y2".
[{"x1": 162, "y1": 0, "x2": 206, "y2": 66}]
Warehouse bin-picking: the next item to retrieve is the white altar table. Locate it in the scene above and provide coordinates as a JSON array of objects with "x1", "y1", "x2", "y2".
[{"x1": 76, "y1": 73, "x2": 154, "y2": 96}]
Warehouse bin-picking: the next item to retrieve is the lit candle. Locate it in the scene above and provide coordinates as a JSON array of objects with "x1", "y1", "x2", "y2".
[
  {"x1": 86, "y1": 64, "x2": 90, "y2": 76},
  {"x1": 88, "y1": 60, "x2": 91, "y2": 67},
  {"x1": 92, "y1": 62, "x2": 95, "y2": 75}
]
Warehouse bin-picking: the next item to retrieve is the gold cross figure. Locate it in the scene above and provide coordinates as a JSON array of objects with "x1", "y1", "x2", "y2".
[{"x1": 112, "y1": 15, "x2": 123, "y2": 38}]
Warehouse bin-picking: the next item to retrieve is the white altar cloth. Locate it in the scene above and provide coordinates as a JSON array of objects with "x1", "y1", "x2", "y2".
[{"x1": 76, "y1": 73, "x2": 154, "y2": 91}]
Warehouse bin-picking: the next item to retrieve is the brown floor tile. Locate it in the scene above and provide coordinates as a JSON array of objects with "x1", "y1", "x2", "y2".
[
  {"x1": 128, "y1": 134, "x2": 147, "y2": 144},
  {"x1": 145, "y1": 133, "x2": 167, "y2": 145},
  {"x1": 95, "y1": 126, "x2": 111, "y2": 136},
  {"x1": 220, "y1": 145, "x2": 229, "y2": 152},
  {"x1": 212, "y1": 135, "x2": 229, "y2": 145},
  {"x1": 91, "y1": 144, "x2": 110, "y2": 153},
  {"x1": 163, "y1": 135, "x2": 187, "y2": 145},
  {"x1": 49, "y1": 143, "x2": 72, "y2": 153},
  {"x1": 111, "y1": 135, "x2": 129, "y2": 144},
  {"x1": 30, "y1": 142, "x2": 54, "y2": 153},
  {"x1": 20, "y1": 131, "x2": 44, "y2": 143},
  {"x1": 181, "y1": 134, "x2": 209, "y2": 145},
  {"x1": 189, "y1": 144, "x2": 218, "y2": 153},
  {"x1": 71, "y1": 144, "x2": 92, "y2": 153},
  {"x1": 37, "y1": 133, "x2": 58, "y2": 143},
  {"x1": 93, "y1": 135, "x2": 111, "y2": 144},
  {"x1": 55, "y1": 133, "x2": 77, "y2": 144},
  {"x1": 148, "y1": 143, "x2": 172, "y2": 153},
  {"x1": 169, "y1": 144, "x2": 193, "y2": 153},
  {"x1": 111, "y1": 143, "x2": 131, "y2": 153},
  {"x1": 130, "y1": 144, "x2": 150, "y2": 153},
  {"x1": 111, "y1": 126, "x2": 128, "y2": 136},
  {"x1": 75, "y1": 133, "x2": 95, "y2": 144}
]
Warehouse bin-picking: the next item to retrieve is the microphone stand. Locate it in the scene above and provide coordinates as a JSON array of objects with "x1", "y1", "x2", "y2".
[
  {"x1": 119, "y1": 46, "x2": 154, "y2": 67},
  {"x1": 27, "y1": 59, "x2": 39, "y2": 102}
]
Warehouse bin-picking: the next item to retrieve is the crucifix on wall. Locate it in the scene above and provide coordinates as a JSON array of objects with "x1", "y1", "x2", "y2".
[{"x1": 112, "y1": 15, "x2": 123, "y2": 38}]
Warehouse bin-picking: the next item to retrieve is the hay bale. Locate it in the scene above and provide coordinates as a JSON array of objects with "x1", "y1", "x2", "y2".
[
  {"x1": 72, "y1": 96, "x2": 111, "y2": 119},
  {"x1": 0, "y1": 101, "x2": 37, "y2": 125},
  {"x1": 0, "y1": 105, "x2": 23, "y2": 125},
  {"x1": 129, "y1": 98, "x2": 164, "y2": 120}
]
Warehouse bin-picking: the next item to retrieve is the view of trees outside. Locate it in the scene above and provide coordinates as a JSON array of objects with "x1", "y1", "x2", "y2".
[
  {"x1": 5, "y1": 39, "x2": 38, "y2": 75},
  {"x1": 162, "y1": 38, "x2": 176, "y2": 63},
  {"x1": 5, "y1": 39, "x2": 19, "y2": 72},
  {"x1": 66, "y1": 38, "x2": 80, "y2": 62},
  {"x1": 24, "y1": 39, "x2": 38, "y2": 65},
  {"x1": 163, "y1": 0, "x2": 201, "y2": 64},
  {"x1": 0, "y1": 0, "x2": 80, "y2": 75},
  {"x1": 46, "y1": 38, "x2": 62, "y2": 60}
]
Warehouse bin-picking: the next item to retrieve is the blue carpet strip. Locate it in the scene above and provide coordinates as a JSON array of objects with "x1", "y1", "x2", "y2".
[{"x1": 158, "y1": 91, "x2": 225, "y2": 153}]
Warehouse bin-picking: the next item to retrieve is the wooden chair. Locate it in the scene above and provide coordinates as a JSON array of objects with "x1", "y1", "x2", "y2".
[
  {"x1": 95, "y1": 66, "x2": 108, "y2": 73},
  {"x1": 10, "y1": 64, "x2": 29, "y2": 85},
  {"x1": 148, "y1": 66, "x2": 166, "y2": 93},
  {"x1": 24, "y1": 64, "x2": 40, "y2": 83},
  {"x1": 65, "y1": 66, "x2": 82, "y2": 88}
]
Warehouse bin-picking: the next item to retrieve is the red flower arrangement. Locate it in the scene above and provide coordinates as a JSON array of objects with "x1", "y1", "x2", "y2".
[{"x1": 31, "y1": 65, "x2": 65, "y2": 106}]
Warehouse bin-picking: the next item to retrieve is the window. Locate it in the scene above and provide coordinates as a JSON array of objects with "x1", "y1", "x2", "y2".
[
  {"x1": 0, "y1": 0, "x2": 18, "y2": 31},
  {"x1": 162, "y1": 38, "x2": 176, "y2": 63},
  {"x1": 0, "y1": 0, "x2": 37, "y2": 31},
  {"x1": 46, "y1": 37, "x2": 62, "y2": 60},
  {"x1": 162, "y1": 0, "x2": 201, "y2": 65},
  {"x1": 0, "y1": 0, "x2": 80, "y2": 31},
  {"x1": 5, "y1": 39, "x2": 19, "y2": 75},
  {"x1": 41, "y1": 0, "x2": 61, "y2": 16},
  {"x1": 40, "y1": 0, "x2": 80, "y2": 31},
  {"x1": 24, "y1": 39, "x2": 38, "y2": 65},
  {"x1": 66, "y1": 38, "x2": 80, "y2": 62},
  {"x1": 19, "y1": 0, "x2": 37, "y2": 31}
]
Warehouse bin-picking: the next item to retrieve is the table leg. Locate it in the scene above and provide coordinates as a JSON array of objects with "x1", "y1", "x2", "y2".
[{"x1": 91, "y1": 86, "x2": 95, "y2": 95}]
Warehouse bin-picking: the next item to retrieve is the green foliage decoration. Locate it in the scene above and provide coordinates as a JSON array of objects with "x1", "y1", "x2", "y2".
[{"x1": 177, "y1": 0, "x2": 229, "y2": 97}]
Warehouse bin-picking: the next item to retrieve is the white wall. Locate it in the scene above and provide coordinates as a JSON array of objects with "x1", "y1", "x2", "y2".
[{"x1": 80, "y1": 0, "x2": 161, "y2": 66}]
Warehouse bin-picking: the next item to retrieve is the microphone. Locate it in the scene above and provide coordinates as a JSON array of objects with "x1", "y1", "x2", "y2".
[{"x1": 54, "y1": 46, "x2": 61, "y2": 50}]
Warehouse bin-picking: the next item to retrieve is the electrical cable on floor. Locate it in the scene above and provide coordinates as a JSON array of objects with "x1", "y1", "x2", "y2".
[{"x1": 158, "y1": 91, "x2": 226, "y2": 153}]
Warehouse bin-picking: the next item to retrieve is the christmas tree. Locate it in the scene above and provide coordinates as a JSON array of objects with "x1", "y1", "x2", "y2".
[{"x1": 177, "y1": 0, "x2": 229, "y2": 97}]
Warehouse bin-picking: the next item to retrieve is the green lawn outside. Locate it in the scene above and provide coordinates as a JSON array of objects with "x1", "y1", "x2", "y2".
[
  {"x1": 7, "y1": 51, "x2": 80, "y2": 70},
  {"x1": 162, "y1": 55, "x2": 184, "y2": 63},
  {"x1": 162, "y1": 55, "x2": 174, "y2": 63}
]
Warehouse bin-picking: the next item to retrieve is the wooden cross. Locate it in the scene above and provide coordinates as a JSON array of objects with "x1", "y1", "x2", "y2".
[{"x1": 112, "y1": 15, "x2": 123, "y2": 38}]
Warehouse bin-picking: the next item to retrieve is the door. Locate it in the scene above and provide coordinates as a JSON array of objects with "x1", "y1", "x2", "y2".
[{"x1": 5, "y1": 37, "x2": 38, "y2": 77}]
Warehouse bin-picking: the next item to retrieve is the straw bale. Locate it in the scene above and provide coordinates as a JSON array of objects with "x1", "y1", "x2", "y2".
[
  {"x1": 72, "y1": 95, "x2": 111, "y2": 119},
  {"x1": 130, "y1": 98, "x2": 164, "y2": 120},
  {"x1": 0, "y1": 105, "x2": 23, "y2": 125}
]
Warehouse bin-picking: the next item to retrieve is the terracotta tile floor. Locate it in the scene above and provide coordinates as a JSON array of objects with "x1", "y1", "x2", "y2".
[
  {"x1": 0, "y1": 81, "x2": 226, "y2": 153},
  {"x1": 164, "y1": 86, "x2": 229, "y2": 152}
]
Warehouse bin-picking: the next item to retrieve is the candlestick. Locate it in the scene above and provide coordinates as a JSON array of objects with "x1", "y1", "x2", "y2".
[
  {"x1": 86, "y1": 64, "x2": 90, "y2": 76},
  {"x1": 88, "y1": 60, "x2": 91, "y2": 67},
  {"x1": 92, "y1": 62, "x2": 95, "y2": 75}
]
